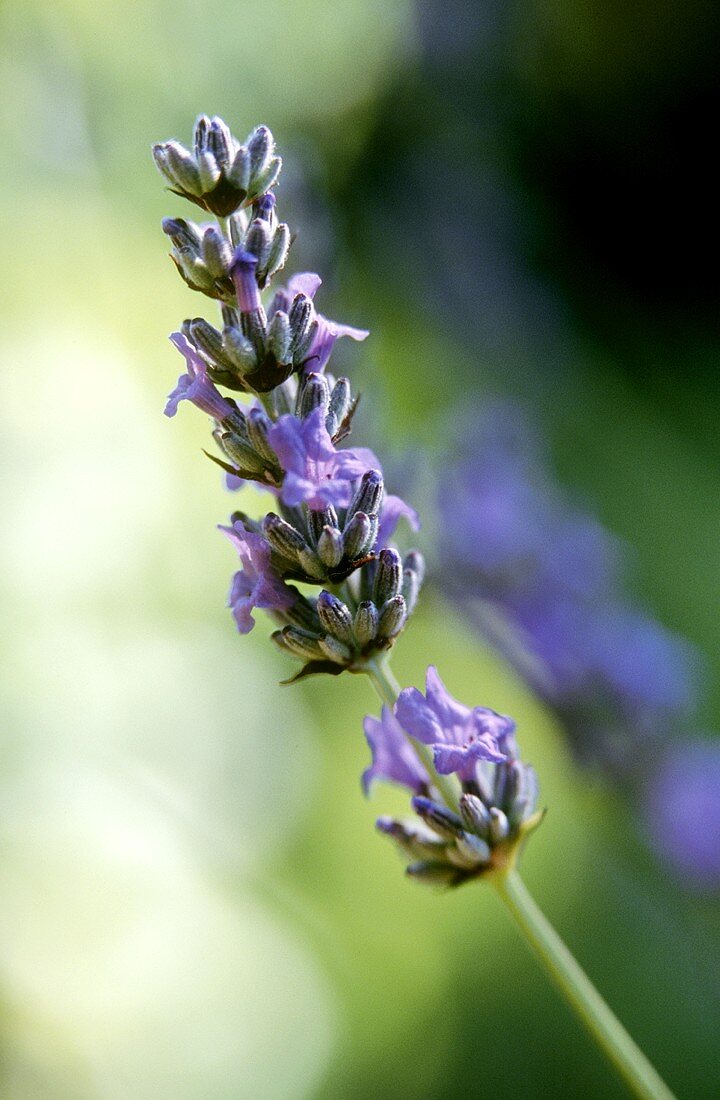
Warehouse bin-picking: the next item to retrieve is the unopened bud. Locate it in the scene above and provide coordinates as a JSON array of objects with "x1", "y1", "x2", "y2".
[
  {"x1": 354, "y1": 601, "x2": 379, "y2": 647},
  {"x1": 377, "y1": 595, "x2": 407, "y2": 640},
  {"x1": 411, "y1": 796, "x2": 464, "y2": 841},
  {"x1": 373, "y1": 548, "x2": 402, "y2": 605},
  {"x1": 317, "y1": 526, "x2": 344, "y2": 568}
]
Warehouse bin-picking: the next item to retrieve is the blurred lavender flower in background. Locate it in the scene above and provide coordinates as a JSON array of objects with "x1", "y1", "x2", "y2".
[
  {"x1": 643, "y1": 739, "x2": 720, "y2": 887},
  {"x1": 435, "y1": 399, "x2": 719, "y2": 887}
]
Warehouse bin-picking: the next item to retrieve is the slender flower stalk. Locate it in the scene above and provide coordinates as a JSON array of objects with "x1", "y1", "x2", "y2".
[{"x1": 152, "y1": 115, "x2": 677, "y2": 1100}]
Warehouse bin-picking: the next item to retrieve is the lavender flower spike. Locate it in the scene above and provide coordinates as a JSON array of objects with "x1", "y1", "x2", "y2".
[
  {"x1": 395, "y1": 666, "x2": 511, "y2": 779},
  {"x1": 362, "y1": 706, "x2": 430, "y2": 795},
  {"x1": 165, "y1": 332, "x2": 238, "y2": 421},
  {"x1": 285, "y1": 272, "x2": 369, "y2": 371},
  {"x1": 268, "y1": 405, "x2": 379, "y2": 510},
  {"x1": 221, "y1": 522, "x2": 294, "y2": 633}
]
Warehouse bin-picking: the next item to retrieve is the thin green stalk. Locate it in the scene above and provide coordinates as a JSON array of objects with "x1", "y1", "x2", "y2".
[
  {"x1": 364, "y1": 656, "x2": 461, "y2": 812},
  {"x1": 493, "y1": 869, "x2": 676, "y2": 1100}
]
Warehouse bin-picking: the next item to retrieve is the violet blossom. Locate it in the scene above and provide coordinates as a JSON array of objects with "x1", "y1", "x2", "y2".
[
  {"x1": 267, "y1": 405, "x2": 379, "y2": 510},
  {"x1": 221, "y1": 522, "x2": 294, "y2": 633},
  {"x1": 395, "y1": 666, "x2": 511, "y2": 779},
  {"x1": 165, "y1": 332, "x2": 238, "y2": 421},
  {"x1": 362, "y1": 706, "x2": 430, "y2": 794}
]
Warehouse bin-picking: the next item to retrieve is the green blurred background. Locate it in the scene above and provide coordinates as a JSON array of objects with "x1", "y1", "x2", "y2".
[{"x1": 1, "y1": 1, "x2": 718, "y2": 1096}]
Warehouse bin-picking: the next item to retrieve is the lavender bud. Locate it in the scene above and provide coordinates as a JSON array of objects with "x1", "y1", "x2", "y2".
[
  {"x1": 318, "y1": 635, "x2": 352, "y2": 664},
  {"x1": 228, "y1": 209, "x2": 249, "y2": 249},
  {"x1": 412, "y1": 796, "x2": 464, "y2": 841},
  {"x1": 405, "y1": 860, "x2": 459, "y2": 885},
  {"x1": 158, "y1": 142, "x2": 203, "y2": 196},
  {"x1": 228, "y1": 145, "x2": 251, "y2": 193},
  {"x1": 342, "y1": 511, "x2": 374, "y2": 560},
  {"x1": 267, "y1": 310, "x2": 292, "y2": 364},
  {"x1": 187, "y1": 319, "x2": 232, "y2": 368},
  {"x1": 247, "y1": 125, "x2": 273, "y2": 176},
  {"x1": 222, "y1": 326, "x2": 257, "y2": 373},
  {"x1": 288, "y1": 294, "x2": 314, "y2": 352},
  {"x1": 266, "y1": 224, "x2": 291, "y2": 279},
  {"x1": 317, "y1": 526, "x2": 344, "y2": 568},
  {"x1": 373, "y1": 548, "x2": 402, "y2": 605},
  {"x1": 377, "y1": 595, "x2": 407, "y2": 640},
  {"x1": 307, "y1": 506, "x2": 338, "y2": 543},
  {"x1": 403, "y1": 550, "x2": 426, "y2": 588},
  {"x1": 197, "y1": 150, "x2": 221, "y2": 193},
  {"x1": 193, "y1": 115, "x2": 211, "y2": 158},
  {"x1": 347, "y1": 469, "x2": 384, "y2": 520},
  {"x1": 296, "y1": 373, "x2": 330, "y2": 419},
  {"x1": 279, "y1": 628, "x2": 325, "y2": 660},
  {"x1": 231, "y1": 145, "x2": 255, "y2": 192},
  {"x1": 401, "y1": 568, "x2": 421, "y2": 615},
  {"x1": 354, "y1": 601, "x2": 379, "y2": 647},
  {"x1": 263, "y1": 513, "x2": 307, "y2": 560},
  {"x1": 244, "y1": 218, "x2": 271, "y2": 271},
  {"x1": 376, "y1": 817, "x2": 447, "y2": 860},
  {"x1": 220, "y1": 432, "x2": 265, "y2": 473},
  {"x1": 248, "y1": 156, "x2": 282, "y2": 202},
  {"x1": 316, "y1": 591, "x2": 354, "y2": 645},
  {"x1": 293, "y1": 317, "x2": 318, "y2": 363},
  {"x1": 162, "y1": 216, "x2": 202, "y2": 253},
  {"x1": 455, "y1": 832, "x2": 492, "y2": 865},
  {"x1": 297, "y1": 547, "x2": 326, "y2": 580},
  {"x1": 459, "y1": 793, "x2": 492, "y2": 839},
  {"x1": 489, "y1": 807, "x2": 510, "y2": 844},
  {"x1": 328, "y1": 377, "x2": 351, "y2": 426},
  {"x1": 207, "y1": 116, "x2": 233, "y2": 169},
  {"x1": 246, "y1": 408, "x2": 276, "y2": 464},
  {"x1": 201, "y1": 226, "x2": 232, "y2": 278}
]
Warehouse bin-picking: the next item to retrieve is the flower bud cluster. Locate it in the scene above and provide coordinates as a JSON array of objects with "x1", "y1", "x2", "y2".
[
  {"x1": 155, "y1": 116, "x2": 422, "y2": 680},
  {"x1": 272, "y1": 547, "x2": 425, "y2": 679},
  {"x1": 153, "y1": 117, "x2": 281, "y2": 217},
  {"x1": 162, "y1": 199, "x2": 290, "y2": 306},
  {"x1": 379, "y1": 760, "x2": 541, "y2": 886}
]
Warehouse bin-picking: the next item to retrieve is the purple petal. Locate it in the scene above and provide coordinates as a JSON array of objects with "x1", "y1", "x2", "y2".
[
  {"x1": 395, "y1": 687, "x2": 444, "y2": 744},
  {"x1": 362, "y1": 707, "x2": 429, "y2": 794},
  {"x1": 306, "y1": 314, "x2": 370, "y2": 372},
  {"x1": 424, "y1": 666, "x2": 473, "y2": 730},
  {"x1": 377, "y1": 494, "x2": 420, "y2": 548},
  {"x1": 287, "y1": 272, "x2": 322, "y2": 299}
]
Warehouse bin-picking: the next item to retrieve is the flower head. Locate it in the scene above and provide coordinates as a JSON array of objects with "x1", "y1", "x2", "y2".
[
  {"x1": 165, "y1": 332, "x2": 238, "y2": 421},
  {"x1": 362, "y1": 706, "x2": 430, "y2": 795},
  {"x1": 395, "y1": 666, "x2": 511, "y2": 779},
  {"x1": 267, "y1": 406, "x2": 378, "y2": 510},
  {"x1": 221, "y1": 522, "x2": 294, "y2": 633}
]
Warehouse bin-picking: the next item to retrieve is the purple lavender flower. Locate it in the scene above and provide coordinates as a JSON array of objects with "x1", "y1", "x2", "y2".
[
  {"x1": 165, "y1": 332, "x2": 238, "y2": 421},
  {"x1": 437, "y1": 401, "x2": 699, "y2": 776},
  {"x1": 270, "y1": 272, "x2": 369, "y2": 371},
  {"x1": 220, "y1": 522, "x2": 293, "y2": 633},
  {"x1": 395, "y1": 666, "x2": 511, "y2": 779},
  {"x1": 267, "y1": 405, "x2": 379, "y2": 509},
  {"x1": 643, "y1": 739, "x2": 720, "y2": 890},
  {"x1": 362, "y1": 706, "x2": 430, "y2": 794}
]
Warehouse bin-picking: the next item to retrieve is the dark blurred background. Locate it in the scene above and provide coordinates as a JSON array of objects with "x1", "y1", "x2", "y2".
[{"x1": 1, "y1": 0, "x2": 718, "y2": 1097}]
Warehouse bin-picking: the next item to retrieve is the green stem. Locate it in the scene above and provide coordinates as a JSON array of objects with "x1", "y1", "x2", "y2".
[
  {"x1": 364, "y1": 656, "x2": 461, "y2": 812},
  {"x1": 493, "y1": 869, "x2": 676, "y2": 1100}
]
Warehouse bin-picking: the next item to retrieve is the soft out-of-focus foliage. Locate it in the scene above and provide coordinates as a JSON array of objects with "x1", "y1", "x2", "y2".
[{"x1": 1, "y1": 1, "x2": 719, "y2": 1098}]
